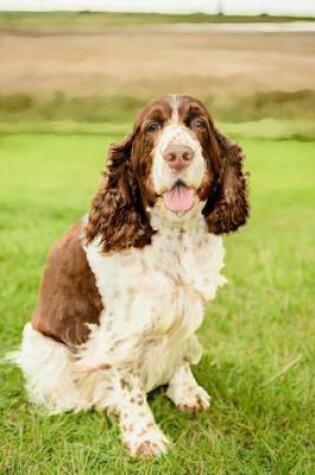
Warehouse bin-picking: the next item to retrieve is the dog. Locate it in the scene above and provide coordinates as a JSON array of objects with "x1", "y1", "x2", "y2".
[{"x1": 14, "y1": 95, "x2": 249, "y2": 457}]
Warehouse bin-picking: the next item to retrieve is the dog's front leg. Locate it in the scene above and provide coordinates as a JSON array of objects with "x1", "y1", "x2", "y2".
[
  {"x1": 112, "y1": 370, "x2": 170, "y2": 457},
  {"x1": 166, "y1": 361, "x2": 211, "y2": 413}
]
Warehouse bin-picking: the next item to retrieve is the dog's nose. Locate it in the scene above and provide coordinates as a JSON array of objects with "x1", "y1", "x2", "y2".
[{"x1": 163, "y1": 145, "x2": 194, "y2": 172}]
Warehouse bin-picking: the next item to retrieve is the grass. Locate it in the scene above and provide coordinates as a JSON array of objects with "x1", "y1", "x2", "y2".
[
  {"x1": 1, "y1": 91, "x2": 315, "y2": 126},
  {"x1": 0, "y1": 131, "x2": 314, "y2": 474},
  {"x1": 1, "y1": 11, "x2": 314, "y2": 30}
]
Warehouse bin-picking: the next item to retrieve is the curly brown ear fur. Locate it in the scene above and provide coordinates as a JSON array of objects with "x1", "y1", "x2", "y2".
[
  {"x1": 85, "y1": 134, "x2": 153, "y2": 253},
  {"x1": 203, "y1": 128, "x2": 249, "y2": 234}
]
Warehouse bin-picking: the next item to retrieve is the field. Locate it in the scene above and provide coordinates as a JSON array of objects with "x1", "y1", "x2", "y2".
[
  {"x1": 1, "y1": 10, "x2": 315, "y2": 475},
  {"x1": 0, "y1": 131, "x2": 314, "y2": 474},
  {"x1": 1, "y1": 13, "x2": 315, "y2": 123}
]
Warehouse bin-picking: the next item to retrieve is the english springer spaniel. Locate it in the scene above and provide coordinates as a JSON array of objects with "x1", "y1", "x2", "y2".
[{"x1": 15, "y1": 95, "x2": 249, "y2": 457}]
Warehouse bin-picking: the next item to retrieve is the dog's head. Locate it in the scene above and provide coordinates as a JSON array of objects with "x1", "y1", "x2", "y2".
[{"x1": 86, "y1": 95, "x2": 249, "y2": 252}]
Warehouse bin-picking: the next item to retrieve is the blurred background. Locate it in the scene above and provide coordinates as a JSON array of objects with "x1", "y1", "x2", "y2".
[
  {"x1": 0, "y1": 2, "x2": 314, "y2": 473},
  {"x1": 0, "y1": 1, "x2": 315, "y2": 134}
]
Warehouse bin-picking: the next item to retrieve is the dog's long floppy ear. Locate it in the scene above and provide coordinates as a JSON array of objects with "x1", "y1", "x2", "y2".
[
  {"x1": 85, "y1": 134, "x2": 153, "y2": 252},
  {"x1": 203, "y1": 127, "x2": 249, "y2": 234}
]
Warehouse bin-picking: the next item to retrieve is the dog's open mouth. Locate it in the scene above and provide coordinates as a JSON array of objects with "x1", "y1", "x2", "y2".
[{"x1": 163, "y1": 181, "x2": 195, "y2": 213}]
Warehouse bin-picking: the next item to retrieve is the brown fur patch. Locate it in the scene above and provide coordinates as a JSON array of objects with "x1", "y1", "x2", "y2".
[
  {"x1": 176, "y1": 95, "x2": 249, "y2": 233},
  {"x1": 85, "y1": 97, "x2": 174, "y2": 253},
  {"x1": 31, "y1": 221, "x2": 103, "y2": 346}
]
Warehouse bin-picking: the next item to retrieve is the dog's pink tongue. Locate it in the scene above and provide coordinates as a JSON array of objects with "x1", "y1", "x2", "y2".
[{"x1": 163, "y1": 186, "x2": 194, "y2": 212}]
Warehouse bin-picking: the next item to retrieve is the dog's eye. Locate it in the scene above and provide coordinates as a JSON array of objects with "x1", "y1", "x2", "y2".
[
  {"x1": 146, "y1": 121, "x2": 160, "y2": 133},
  {"x1": 191, "y1": 118, "x2": 206, "y2": 129}
]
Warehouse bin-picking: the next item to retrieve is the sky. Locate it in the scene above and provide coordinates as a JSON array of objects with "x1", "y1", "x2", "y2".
[{"x1": 0, "y1": 0, "x2": 314, "y2": 16}]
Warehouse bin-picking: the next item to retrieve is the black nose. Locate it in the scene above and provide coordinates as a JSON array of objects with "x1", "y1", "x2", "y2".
[{"x1": 163, "y1": 145, "x2": 194, "y2": 172}]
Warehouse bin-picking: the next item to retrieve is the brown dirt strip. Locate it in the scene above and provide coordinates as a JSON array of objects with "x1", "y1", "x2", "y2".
[{"x1": 0, "y1": 27, "x2": 314, "y2": 99}]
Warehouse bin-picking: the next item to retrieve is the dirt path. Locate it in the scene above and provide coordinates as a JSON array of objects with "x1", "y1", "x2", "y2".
[{"x1": 0, "y1": 27, "x2": 314, "y2": 97}]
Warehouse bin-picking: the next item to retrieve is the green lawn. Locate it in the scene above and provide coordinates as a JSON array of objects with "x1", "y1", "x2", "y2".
[
  {"x1": 0, "y1": 132, "x2": 314, "y2": 474},
  {"x1": 1, "y1": 11, "x2": 314, "y2": 30}
]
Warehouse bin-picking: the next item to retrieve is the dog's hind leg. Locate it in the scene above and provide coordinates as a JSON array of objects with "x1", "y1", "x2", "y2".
[{"x1": 14, "y1": 323, "x2": 86, "y2": 413}]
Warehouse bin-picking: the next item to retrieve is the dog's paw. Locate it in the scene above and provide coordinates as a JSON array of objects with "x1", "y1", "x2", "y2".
[
  {"x1": 169, "y1": 385, "x2": 211, "y2": 414},
  {"x1": 123, "y1": 428, "x2": 170, "y2": 458}
]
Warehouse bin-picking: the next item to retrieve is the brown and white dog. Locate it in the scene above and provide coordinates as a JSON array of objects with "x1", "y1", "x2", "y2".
[{"x1": 15, "y1": 95, "x2": 249, "y2": 457}]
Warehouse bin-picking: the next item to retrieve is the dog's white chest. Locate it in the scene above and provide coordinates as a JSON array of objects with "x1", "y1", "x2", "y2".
[
  {"x1": 84, "y1": 221, "x2": 226, "y2": 391},
  {"x1": 87, "y1": 227, "x2": 225, "y2": 321}
]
